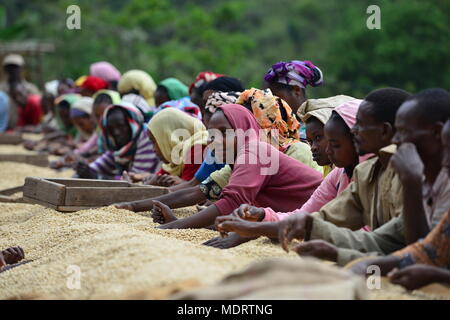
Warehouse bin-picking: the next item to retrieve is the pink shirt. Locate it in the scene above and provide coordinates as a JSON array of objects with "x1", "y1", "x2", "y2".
[
  {"x1": 263, "y1": 167, "x2": 349, "y2": 222},
  {"x1": 75, "y1": 132, "x2": 98, "y2": 155},
  {"x1": 214, "y1": 140, "x2": 323, "y2": 216}
]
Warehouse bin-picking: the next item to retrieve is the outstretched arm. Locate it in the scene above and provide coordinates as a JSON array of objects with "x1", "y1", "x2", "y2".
[
  {"x1": 116, "y1": 185, "x2": 206, "y2": 212},
  {"x1": 160, "y1": 204, "x2": 221, "y2": 229}
]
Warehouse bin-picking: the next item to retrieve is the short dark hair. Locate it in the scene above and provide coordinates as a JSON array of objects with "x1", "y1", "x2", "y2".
[
  {"x1": 406, "y1": 88, "x2": 450, "y2": 124},
  {"x1": 364, "y1": 87, "x2": 412, "y2": 126}
]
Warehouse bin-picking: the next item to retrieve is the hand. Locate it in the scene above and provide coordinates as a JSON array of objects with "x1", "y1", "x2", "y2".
[
  {"x1": 1, "y1": 247, "x2": 25, "y2": 265},
  {"x1": 293, "y1": 240, "x2": 338, "y2": 262},
  {"x1": 151, "y1": 200, "x2": 177, "y2": 225},
  {"x1": 73, "y1": 161, "x2": 98, "y2": 179},
  {"x1": 277, "y1": 212, "x2": 312, "y2": 252},
  {"x1": 233, "y1": 204, "x2": 265, "y2": 222},
  {"x1": 121, "y1": 171, "x2": 133, "y2": 183},
  {"x1": 49, "y1": 159, "x2": 65, "y2": 170},
  {"x1": 0, "y1": 252, "x2": 5, "y2": 269},
  {"x1": 113, "y1": 202, "x2": 136, "y2": 212},
  {"x1": 203, "y1": 232, "x2": 249, "y2": 249},
  {"x1": 23, "y1": 140, "x2": 38, "y2": 150},
  {"x1": 215, "y1": 215, "x2": 260, "y2": 238},
  {"x1": 390, "y1": 143, "x2": 424, "y2": 183},
  {"x1": 388, "y1": 264, "x2": 444, "y2": 291},
  {"x1": 155, "y1": 174, "x2": 184, "y2": 187},
  {"x1": 128, "y1": 172, "x2": 151, "y2": 183}
]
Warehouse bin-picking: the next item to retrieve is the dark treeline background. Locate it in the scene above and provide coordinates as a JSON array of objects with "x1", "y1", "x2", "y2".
[{"x1": 1, "y1": 0, "x2": 449, "y2": 98}]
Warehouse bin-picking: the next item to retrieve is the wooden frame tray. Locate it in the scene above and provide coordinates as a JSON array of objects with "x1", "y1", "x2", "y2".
[
  {"x1": 0, "y1": 154, "x2": 49, "y2": 167},
  {"x1": 23, "y1": 177, "x2": 168, "y2": 212},
  {"x1": 0, "y1": 133, "x2": 23, "y2": 145},
  {"x1": 0, "y1": 186, "x2": 24, "y2": 203}
]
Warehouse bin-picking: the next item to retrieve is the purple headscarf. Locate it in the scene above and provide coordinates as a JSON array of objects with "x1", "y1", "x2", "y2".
[{"x1": 264, "y1": 60, "x2": 324, "y2": 89}]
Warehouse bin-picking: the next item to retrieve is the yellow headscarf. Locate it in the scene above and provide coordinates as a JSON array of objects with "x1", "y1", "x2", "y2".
[
  {"x1": 148, "y1": 108, "x2": 208, "y2": 176},
  {"x1": 118, "y1": 70, "x2": 157, "y2": 106},
  {"x1": 297, "y1": 95, "x2": 356, "y2": 125}
]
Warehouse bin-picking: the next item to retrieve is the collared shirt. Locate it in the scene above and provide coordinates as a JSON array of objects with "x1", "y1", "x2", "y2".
[
  {"x1": 309, "y1": 144, "x2": 402, "y2": 234},
  {"x1": 334, "y1": 167, "x2": 449, "y2": 266}
]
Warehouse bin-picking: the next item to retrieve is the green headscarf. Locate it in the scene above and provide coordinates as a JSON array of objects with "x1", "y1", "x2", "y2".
[
  {"x1": 159, "y1": 78, "x2": 189, "y2": 101},
  {"x1": 55, "y1": 93, "x2": 80, "y2": 137}
]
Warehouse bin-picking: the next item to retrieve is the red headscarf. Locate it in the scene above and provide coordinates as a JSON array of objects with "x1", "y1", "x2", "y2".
[
  {"x1": 189, "y1": 71, "x2": 223, "y2": 94},
  {"x1": 80, "y1": 76, "x2": 108, "y2": 92}
]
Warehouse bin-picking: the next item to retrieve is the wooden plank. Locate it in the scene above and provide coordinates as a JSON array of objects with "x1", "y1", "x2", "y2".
[
  {"x1": 64, "y1": 186, "x2": 168, "y2": 206},
  {"x1": 23, "y1": 195, "x2": 58, "y2": 210},
  {"x1": 0, "y1": 185, "x2": 23, "y2": 196},
  {"x1": 0, "y1": 154, "x2": 48, "y2": 167},
  {"x1": 23, "y1": 177, "x2": 66, "y2": 205},
  {"x1": 0, "y1": 133, "x2": 23, "y2": 145},
  {"x1": 45, "y1": 178, "x2": 130, "y2": 188}
]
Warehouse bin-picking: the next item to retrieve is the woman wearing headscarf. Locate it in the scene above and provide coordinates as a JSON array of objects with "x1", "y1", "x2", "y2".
[
  {"x1": 146, "y1": 107, "x2": 208, "y2": 183},
  {"x1": 155, "y1": 78, "x2": 189, "y2": 104},
  {"x1": 113, "y1": 91, "x2": 238, "y2": 210},
  {"x1": 207, "y1": 88, "x2": 322, "y2": 197},
  {"x1": 189, "y1": 71, "x2": 223, "y2": 107},
  {"x1": 118, "y1": 70, "x2": 157, "y2": 107},
  {"x1": 74, "y1": 102, "x2": 160, "y2": 180},
  {"x1": 54, "y1": 93, "x2": 80, "y2": 138},
  {"x1": 298, "y1": 95, "x2": 356, "y2": 177},
  {"x1": 90, "y1": 61, "x2": 121, "y2": 90},
  {"x1": 150, "y1": 104, "x2": 323, "y2": 230},
  {"x1": 264, "y1": 60, "x2": 324, "y2": 140},
  {"x1": 79, "y1": 76, "x2": 109, "y2": 97},
  {"x1": 50, "y1": 96, "x2": 99, "y2": 169},
  {"x1": 215, "y1": 99, "x2": 376, "y2": 242},
  {"x1": 154, "y1": 78, "x2": 201, "y2": 120},
  {"x1": 197, "y1": 76, "x2": 245, "y2": 123}
]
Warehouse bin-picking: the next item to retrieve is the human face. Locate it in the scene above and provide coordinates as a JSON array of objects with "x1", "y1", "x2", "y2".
[
  {"x1": 324, "y1": 118, "x2": 358, "y2": 168},
  {"x1": 190, "y1": 88, "x2": 203, "y2": 108},
  {"x1": 267, "y1": 83, "x2": 305, "y2": 116},
  {"x1": 352, "y1": 101, "x2": 388, "y2": 155},
  {"x1": 40, "y1": 93, "x2": 55, "y2": 114},
  {"x1": 154, "y1": 87, "x2": 170, "y2": 107},
  {"x1": 71, "y1": 116, "x2": 96, "y2": 136},
  {"x1": 93, "y1": 103, "x2": 109, "y2": 125},
  {"x1": 147, "y1": 129, "x2": 168, "y2": 163},
  {"x1": 392, "y1": 100, "x2": 442, "y2": 158},
  {"x1": 207, "y1": 110, "x2": 235, "y2": 164},
  {"x1": 4, "y1": 64, "x2": 21, "y2": 82},
  {"x1": 106, "y1": 109, "x2": 132, "y2": 149},
  {"x1": 58, "y1": 107, "x2": 73, "y2": 129},
  {"x1": 305, "y1": 118, "x2": 330, "y2": 166}
]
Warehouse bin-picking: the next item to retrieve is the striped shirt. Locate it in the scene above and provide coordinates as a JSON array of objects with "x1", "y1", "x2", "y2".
[{"x1": 89, "y1": 129, "x2": 160, "y2": 178}]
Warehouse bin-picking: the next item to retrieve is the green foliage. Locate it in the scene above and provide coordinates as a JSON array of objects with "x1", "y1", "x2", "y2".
[{"x1": 1, "y1": 0, "x2": 448, "y2": 97}]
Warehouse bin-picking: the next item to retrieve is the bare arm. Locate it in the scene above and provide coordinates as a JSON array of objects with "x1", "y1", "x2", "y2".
[
  {"x1": 130, "y1": 185, "x2": 206, "y2": 212},
  {"x1": 168, "y1": 177, "x2": 201, "y2": 192},
  {"x1": 161, "y1": 204, "x2": 221, "y2": 229}
]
